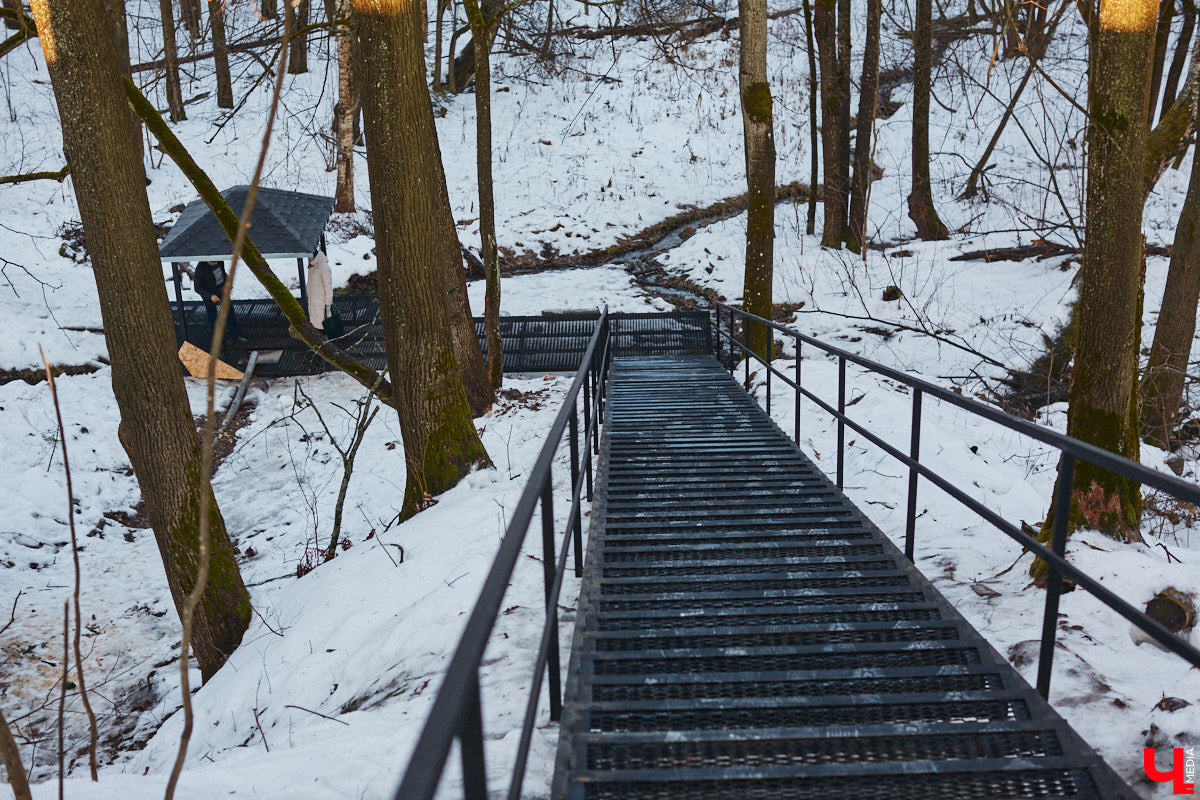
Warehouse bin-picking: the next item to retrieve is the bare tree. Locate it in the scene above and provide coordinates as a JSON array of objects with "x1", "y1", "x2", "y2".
[
  {"x1": 331, "y1": 0, "x2": 356, "y2": 212},
  {"x1": 814, "y1": 0, "x2": 844, "y2": 247},
  {"x1": 847, "y1": 0, "x2": 880, "y2": 253},
  {"x1": 738, "y1": 0, "x2": 775, "y2": 359},
  {"x1": 351, "y1": 0, "x2": 491, "y2": 517},
  {"x1": 1039, "y1": 0, "x2": 1158, "y2": 568},
  {"x1": 209, "y1": 0, "x2": 233, "y2": 108},
  {"x1": 31, "y1": 0, "x2": 251, "y2": 678},
  {"x1": 907, "y1": 0, "x2": 948, "y2": 239},
  {"x1": 158, "y1": 0, "x2": 186, "y2": 121}
]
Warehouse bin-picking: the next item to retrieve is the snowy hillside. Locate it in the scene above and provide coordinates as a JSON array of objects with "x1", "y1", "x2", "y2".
[{"x1": 0, "y1": 0, "x2": 1197, "y2": 797}]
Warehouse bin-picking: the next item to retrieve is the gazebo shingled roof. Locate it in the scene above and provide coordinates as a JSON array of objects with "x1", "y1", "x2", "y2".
[{"x1": 159, "y1": 185, "x2": 334, "y2": 262}]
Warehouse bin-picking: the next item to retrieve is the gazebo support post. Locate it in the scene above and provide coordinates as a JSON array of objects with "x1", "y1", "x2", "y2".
[
  {"x1": 172, "y1": 262, "x2": 189, "y2": 343},
  {"x1": 297, "y1": 257, "x2": 308, "y2": 310}
]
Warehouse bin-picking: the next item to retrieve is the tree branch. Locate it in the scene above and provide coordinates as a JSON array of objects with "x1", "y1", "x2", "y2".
[{"x1": 0, "y1": 165, "x2": 69, "y2": 186}]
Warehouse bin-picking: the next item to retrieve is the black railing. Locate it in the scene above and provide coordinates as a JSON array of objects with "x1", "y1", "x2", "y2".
[
  {"x1": 715, "y1": 301, "x2": 1200, "y2": 698},
  {"x1": 394, "y1": 310, "x2": 612, "y2": 800}
]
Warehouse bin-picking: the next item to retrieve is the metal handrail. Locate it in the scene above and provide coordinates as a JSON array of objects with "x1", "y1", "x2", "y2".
[
  {"x1": 394, "y1": 310, "x2": 612, "y2": 800},
  {"x1": 715, "y1": 301, "x2": 1200, "y2": 698}
]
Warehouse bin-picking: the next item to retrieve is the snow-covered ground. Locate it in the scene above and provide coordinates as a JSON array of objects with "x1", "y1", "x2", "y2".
[{"x1": 1, "y1": 0, "x2": 1198, "y2": 797}]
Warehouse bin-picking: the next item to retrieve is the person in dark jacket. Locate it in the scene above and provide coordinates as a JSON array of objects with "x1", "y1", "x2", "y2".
[{"x1": 194, "y1": 261, "x2": 244, "y2": 342}]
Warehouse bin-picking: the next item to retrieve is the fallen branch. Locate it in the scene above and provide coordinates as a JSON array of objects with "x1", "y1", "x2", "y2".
[
  {"x1": 0, "y1": 166, "x2": 69, "y2": 186},
  {"x1": 123, "y1": 77, "x2": 398, "y2": 410},
  {"x1": 130, "y1": 36, "x2": 280, "y2": 73},
  {"x1": 949, "y1": 241, "x2": 1171, "y2": 263}
]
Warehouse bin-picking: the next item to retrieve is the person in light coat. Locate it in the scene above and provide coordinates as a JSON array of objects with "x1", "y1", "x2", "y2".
[{"x1": 307, "y1": 248, "x2": 334, "y2": 332}]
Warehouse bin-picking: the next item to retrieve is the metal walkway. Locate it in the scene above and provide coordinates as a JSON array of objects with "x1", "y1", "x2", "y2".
[{"x1": 553, "y1": 354, "x2": 1134, "y2": 800}]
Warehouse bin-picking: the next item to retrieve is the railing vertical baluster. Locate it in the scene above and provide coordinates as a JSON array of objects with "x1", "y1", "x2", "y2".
[
  {"x1": 1037, "y1": 453, "x2": 1075, "y2": 700},
  {"x1": 744, "y1": 337, "x2": 751, "y2": 390},
  {"x1": 837, "y1": 355, "x2": 846, "y2": 490},
  {"x1": 794, "y1": 339, "x2": 801, "y2": 445},
  {"x1": 540, "y1": 482, "x2": 563, "y2": 720},
  {"x1": 584, "y1": 367, "x2": 594, "y2": 457},
  {"x1": 766, "y1": 333, "x2": 773, "y2": 416},
  {"x1": 460, "y1": 672, "x2": 488, "y2": 800},
  {"x1": 905, "y1": 389, "x2": 923, "y2": 561},
  {"x1": 569, "y1": 404, "x2": 583, "y2": 578},
  {"x1": 585, "y1": 369, "x2": 595, "y2": 501}
]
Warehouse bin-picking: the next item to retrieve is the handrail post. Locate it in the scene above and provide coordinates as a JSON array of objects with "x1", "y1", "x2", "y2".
[
  {"x1": 540, "y1": 482, "x2": 563, "y2": 720},
  {"x1": 1037, "y1": 453, "x2": 1074, "y2": 700},
  {"x1": 460, "y1": 672, "x2": 487, "y2": 800},
  {"x1": 904, "y1": 389, "x2": 923, "y2": 561},
  {"x1": 837, "y1": 355, "x2": 846, "y2": 490},
  {"x1": 569, "y1": 404, "x2": 583, "y2": 577}
]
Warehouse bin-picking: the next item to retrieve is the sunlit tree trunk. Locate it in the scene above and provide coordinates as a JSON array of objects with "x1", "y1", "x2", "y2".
[
  {"x1": 1041, "y1": 0, "x2": 1158, "y2": 562},
  {"x1": 351, "y1": 0, "x2": 491, "y2": 518},
  {"x1": 31, "y1": 0, "x2": 250, "y2": 679}
]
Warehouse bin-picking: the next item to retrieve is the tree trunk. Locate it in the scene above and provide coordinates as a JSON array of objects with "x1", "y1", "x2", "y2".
[
  {"x1": 179, "y1": 0, "x2": 201, "y2": 42},
  {"x1": 2, "y1": 0, "x2": 21, "y2": 31},
  {"x1": 1149, "y1": 0, "x2": 1175, "y2": 122},
  {"x1": 333, "y1": 0, "x2": 356, "y2": 212},
  {"x1": 434, "y1": 0, "x2": 447, "y2": 88},
  {"x1": 159, "y1": 0, "x2": 186, "y2": 121},
  {"x1": 287, "y1": 0, "x2": 309, "y2": 74},
  {"x1": 847, "y1": 0, "x2": 880, "y2": 253},
  {"x1": 814, "y1": 0, "x2": 844, "y2": 247},
  {"x1": 261, "y1": 0, "x2": 276, "y2": 19},
  {"x1": 209, "y1": 0, "x2": 233, "y2": 108},
  {"x1": 1058, "y1": 0, "x2": 1157, "y2": 544},
  {"x1": 31, "y1": 0, "x2": 250, "y2": 679},
  {"x1": 1162, "y1": 0, "x2": 1196, "y2": 113},
  {"x1": 907, "y1": 0, "x2": 948, "y2": 239},
  {"x1": 104, "y1": 0, "x2": 141, "y2": 155},
  {"x1": 350, "y1": 0, "x2": 490, "y2": 518},
  {"x1": 738, "y1": 0, "x2": 775, "y2": 360},
  {"x1": 835, "y1": 0, "x2": 851, "y2": 243},
  {"x1": 464, "y1": 0, "x2": 503, "y2": 387},
  {"x1": 803, "y1": 0, "x2": 818, "y2": 235},
  {"x1": 1142, "y1": 145, "x2": 1200, "y2": 445}
]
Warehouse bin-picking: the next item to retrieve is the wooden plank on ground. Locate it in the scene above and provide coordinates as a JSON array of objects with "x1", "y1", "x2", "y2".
[{"x1": 178, "y1": 341, "x2": 243, "y2": 380}]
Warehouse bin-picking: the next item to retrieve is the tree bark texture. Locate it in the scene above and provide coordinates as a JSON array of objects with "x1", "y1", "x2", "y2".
[
  {"x1": 209, "y1": 0, "x2": 233, "y2": 108},
  {"x1": 464, "y1": 0, "x2": 503, "y2": 387},
  {"x1": 1162, "y1": 0, "x2": 1195, "y2": 112},
  {"x1": 333, "y1": 0, "x2": 356, "y2": 212},
  {"x1": 835, "y1": 0, "x2": 851, "y2": 241},
  {"x1": 847, "y1": 0, "x2": 880, "y2": 253},
  {"x1": 351, "y1": 0, "x2": 490, "y2": 518},
  {"x1": 803, "y1": 0, "x2": 818, "y2": 234},
  {"x1": 1066, "y1": 0, "x2": 1158, "y2": 540},
  {"x1": 180, "y1": 0, "x2": 201, "y2": 42},
  {"x1": 158, "y1": 0, "x2": 186, "y2": 121},
  {"x1": 286, "y1": 0, "x2": 308, "y2": 73},
  {"x1": 31, "y1": 0, "x2": 251, "y2": 679},
  {"x1": 907, "y1": 0, "x2": 948, "y2": 239},
  {"x1": 261, "y1": 0, "x2": 277, "y2": 18},
  {"x1": 1149, "y1": 0, "x2": 1175, "y2": 121},
  {"x1": 2, "y1": 0, "x2": 21, "y2": 31},
  {"x1": 814, "y1": 0, "x2": 844, "y2": 247},
  {"x1": 104, "y1": 0, "x2": 141, "y2": 154},
  {"x1": 1142, "y1": 144, "x2": 1200, "y2": 444},
  {"x1": 738, "y1": 0, "x2": 775, "y2": 359}
]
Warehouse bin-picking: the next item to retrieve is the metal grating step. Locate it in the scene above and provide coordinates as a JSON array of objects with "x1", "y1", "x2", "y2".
[
  {"x1": 594, "y1": 604, "x2": 943, "y2": 631},
  {"x1": 587, "y1": 668, "x2": 1009, "y2": 702},
  {"x1": 583, "y1": 722, "x2": 1067, "y2": 769},
  {"x1": 587, "y1": 643, "x2": 984, "y2": 675}
]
